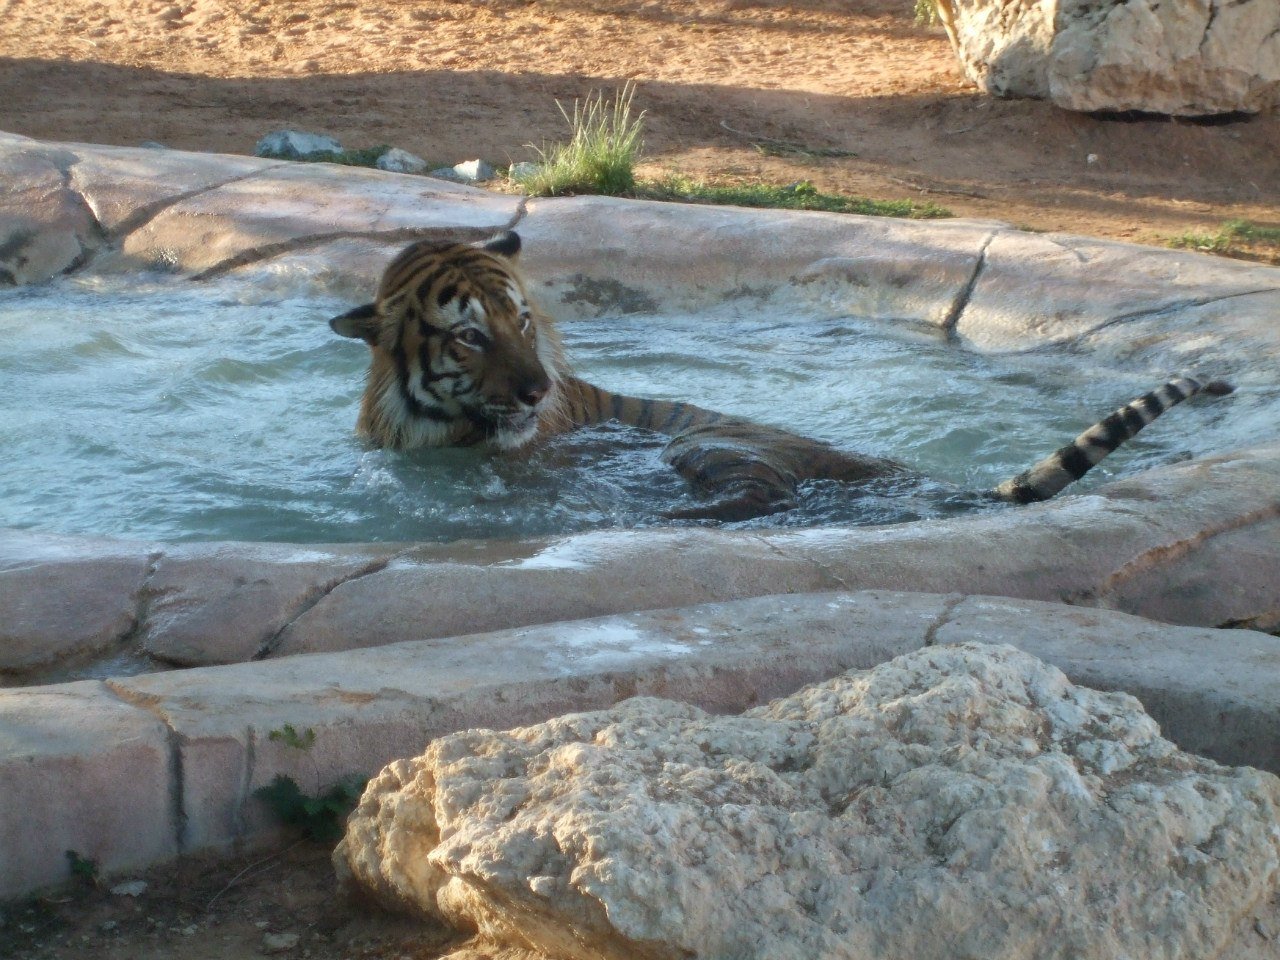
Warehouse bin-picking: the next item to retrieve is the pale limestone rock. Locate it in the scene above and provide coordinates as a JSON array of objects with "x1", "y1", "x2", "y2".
[
  {"x1": 431, "y1": 159, "x2": 497, "y2": 183},
  {"x1": 336, "y1": 643, "x2": 1280, "y2": 960},
  {"x1": 938, "y1": 0, "x2": 1280, "y2": 115},
  {"x1": 138, "y1": 542, "x2": 398, "y2": 667},
  {"x1": 0, "y1": 139, "x2": 101, "y2": 284},
  {"x1": 375, "y1": 147, "x2": 428, "y2": 174},
  {"x1": 0, "y1": 549, "x2": 152, "y2": 674},
  {"x1": 254, "y1": 129, "x2": 342, "y2": 159}
]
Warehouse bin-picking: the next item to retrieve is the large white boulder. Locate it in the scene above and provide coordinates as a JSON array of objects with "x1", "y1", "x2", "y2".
[
  {"x1": 336, "y1": 643, "x2": 1280, "y2": 960},
  {"x1": 936, "y1": 0, "x2": 1280, "y2": 115}
]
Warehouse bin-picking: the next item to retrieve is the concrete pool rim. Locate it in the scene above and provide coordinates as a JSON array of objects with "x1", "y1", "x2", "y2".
[{"x1": 2, "y1": 132, "x2": 1279, "y2": 897}]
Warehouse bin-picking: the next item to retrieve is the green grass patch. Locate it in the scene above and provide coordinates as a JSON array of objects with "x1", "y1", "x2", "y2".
[
  {"x1": 513, "y1": 86, "x2": 947, "y2": 220},
  {"x1": 257, "y1": 144, "x2": 393, "y2": 167},
  {"x1": 638, "y1": 176, "x2": 952, "y2": 220},
  {"x1": 514, "y1": 82, "x2": 645, "y2": 197},
  {"x1": 1168, "y1": 219, "x2": 1280, "y2": 262},
  {"x1": 64, "y1": 850, "x2": 100, "y2": 887},
  {"x1": 254, "y1": 774, "x2": 367, "y2": 843}
]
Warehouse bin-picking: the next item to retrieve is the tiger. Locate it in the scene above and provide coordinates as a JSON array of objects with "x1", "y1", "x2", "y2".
[{"x1": 328, "y1": 230, "x2": 1234, "y2": 521}]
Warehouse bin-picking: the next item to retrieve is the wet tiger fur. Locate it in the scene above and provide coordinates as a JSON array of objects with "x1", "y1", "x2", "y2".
[{"x1": 329, "y1": 231, "x2": 1234, "y2": 521}]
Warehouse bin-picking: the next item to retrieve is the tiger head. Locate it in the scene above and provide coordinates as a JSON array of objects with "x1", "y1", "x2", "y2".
[{"x1": 329, "y1": 231, "x2": 567, "y2": 451}]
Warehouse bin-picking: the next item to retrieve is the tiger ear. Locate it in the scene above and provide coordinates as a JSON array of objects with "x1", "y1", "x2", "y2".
[
  {"x1": 329, "y1": 303, "x2": 380, "y2": 343},
  {"x1": 480, "y1": 230, "x2": 521, "y2": 259}
]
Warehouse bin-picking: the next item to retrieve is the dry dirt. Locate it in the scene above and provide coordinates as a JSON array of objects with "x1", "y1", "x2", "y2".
[
  {"x1": 2, "y1": 1, "x2": 1279, "y2": 957},
  {"x1": 1, "y1": 843, "x2": 466, "y2": 960},
  {"x1": 1, "y1": 0, "x2": 1278, "y2": 253}
]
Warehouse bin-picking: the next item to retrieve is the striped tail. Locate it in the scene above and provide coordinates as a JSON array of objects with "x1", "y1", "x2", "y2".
[{"x1": 993, "y1": 376, "x2": 1234, "y2": 504}]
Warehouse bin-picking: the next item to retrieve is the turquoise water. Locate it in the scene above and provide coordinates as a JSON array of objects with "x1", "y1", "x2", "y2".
[{"x1": 0, "y1": 274, "x2": 1256, "y2": 543}]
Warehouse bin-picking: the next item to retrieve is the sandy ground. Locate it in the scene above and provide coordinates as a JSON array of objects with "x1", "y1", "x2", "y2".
[
  {"x1": 1, "y1": 0, "x2": 1278, "y2": 252},
  {"x1": 2, "y1": 2, "x2": 1280, "y2": 957},
  {"x1": 1, "y1": 844, "x2": 465, "y2": 960}
]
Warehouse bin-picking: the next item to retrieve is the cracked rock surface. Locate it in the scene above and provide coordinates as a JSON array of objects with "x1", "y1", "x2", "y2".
[
  {"x1": 337, "y1": 642, "x2": 1280, "y2": 960},
  {"x1": 2, "y1": 136, "x2": 1280, "y2": 681}
]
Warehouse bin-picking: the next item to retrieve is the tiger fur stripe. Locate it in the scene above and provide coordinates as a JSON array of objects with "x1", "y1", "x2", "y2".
[
  {"x1": 992, "y1": 377, "x2": 1235, "y2": 504},
  {"x1": 330, "y1": 231, "x2": 1236, "y2": 521}
]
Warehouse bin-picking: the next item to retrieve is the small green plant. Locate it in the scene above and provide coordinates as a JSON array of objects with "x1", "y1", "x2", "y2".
[
  {"x1": 1168, "y1": 219, "x2": 1280, "y2": 263},
  {"x1": 914, "y1": 0, "x2": 940, "y2": 25},
  {"x1": 514, "y1": 82, "x2": 645, "y2": 197},
  {"x1": 64, "y1": 850, "x2": 100, "y2": 886},
  {"x1": 267, "y1": 723, "x2": 317, "y2": 751},
  {"x1": 254, "y1": 774, "x2": 368, "y2": 843},
  {"x1": 257, "y1": 725, "x2": 364, "y2": 841},
  {"x1": 639, "y1": 176, "x2": 952, "y2": 220}
]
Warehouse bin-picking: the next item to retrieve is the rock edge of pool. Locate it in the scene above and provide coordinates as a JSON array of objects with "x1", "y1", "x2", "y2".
[{"x1": 2, "y1": 132, "x2": 1279, "y2": 907}]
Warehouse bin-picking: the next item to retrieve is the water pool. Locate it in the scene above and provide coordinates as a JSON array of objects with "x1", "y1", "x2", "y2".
[{"x1": 0, "y1": 273, "x2": 1262, "y2": 543}]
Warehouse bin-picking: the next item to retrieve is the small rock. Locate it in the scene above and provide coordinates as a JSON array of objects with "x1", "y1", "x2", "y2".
[
  {"x1": 430, "y1": 159, "x2": 495, "y2": 183},
  {"x1": 1086, "y1": 153, "x2": 1098, "y2": 165},
  {"x1": 528, "y1": 875, "x2": 558, "y2": 897},
  {"x1": 454, "y1": 159, "x2": 495, "y2": 182},
  {"x1": 109, "y1": 880, "x2": 147, "y2": 897},
  {"x1": 99, "y1": 920, "x2": 118, "y2": 933},
  {"x1": 375, "y1": 148, "x2": 428, "y2": 174},
  {"x1": 263, "y1": 931, "x2": 301, "y2": 953},
  {"x1": 180, "y1": 924, "x2": 198, "y2": 937},
  {"x1": 507, "y1": 161, "x2": 541, "y2": 181},
  {"x1": 254, "y1": 130, "x2": 342, "y2": 160}
]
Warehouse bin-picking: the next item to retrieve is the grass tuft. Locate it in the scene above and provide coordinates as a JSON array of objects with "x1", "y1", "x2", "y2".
[
  {"x1": 914, "y1": 0, "x2": 940, "y2": 25},
  {"x1": 514, "y1": 82, "x2": 645, "y2": 197},
  {"x1": 1168, "y1": 219, "x2": 1280, "y2": 263}
]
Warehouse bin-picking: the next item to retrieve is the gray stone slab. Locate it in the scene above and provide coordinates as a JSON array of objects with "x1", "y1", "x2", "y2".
[
  {"x1": 768, "y1": 445, "x2": 1280, "y2": 631},
  {"x1": 518, "y1": 194, "x2": 1002, "y2": 324},
  {"x1": 0, "y1": 681, "x2": 174, "y2": 897},
  {"x1": 937, "y1": 595, "x2": 1280, "y2": 773},
  {"x1": 271, "y1": 528, "x2": 839, "y2": 657},
  {"x1": 66, "y1": 143, "x2": 278, "y2": 236},
  {"x1": 6, "y1": 590, "x2": 1280, "y2": 899},
  {"x1": 0, "y1": 531, "x2": 155, "y2": 676},
  {"x1": 0, "y1": 136, "x2": 99, "y2": 284},
  {"x1": 111, "y1": 157, "x2": 524, "y2": 278},
  {"x1": 140, "y1": 541, "x2": 403, "y2": 667},
  {"x1": 112, "y1": 590, "x2": 946, "y2": 855},
  {"x1": 957, "y1": 229, "x2": 1280, "y2": 354},
  {"x1": 1067, "y1": 288, "x2": 1280, "y2": 389}
]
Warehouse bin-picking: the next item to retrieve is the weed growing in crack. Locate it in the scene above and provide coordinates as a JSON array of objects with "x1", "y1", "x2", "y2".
[
  {"x1": 64, "y1": 850, "x2": 100, "y2": 887},
  {"x1": 254, "y1": 725, "x2": 367, "y2": 843},
  {"x1": 254, "y1": 775, "x2": 368, "y2": 843}
]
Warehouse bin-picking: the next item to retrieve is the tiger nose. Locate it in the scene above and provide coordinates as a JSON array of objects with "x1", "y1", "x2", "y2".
[{"x1": 516, "y1": 378, "x2": 550, "y2": 408}]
